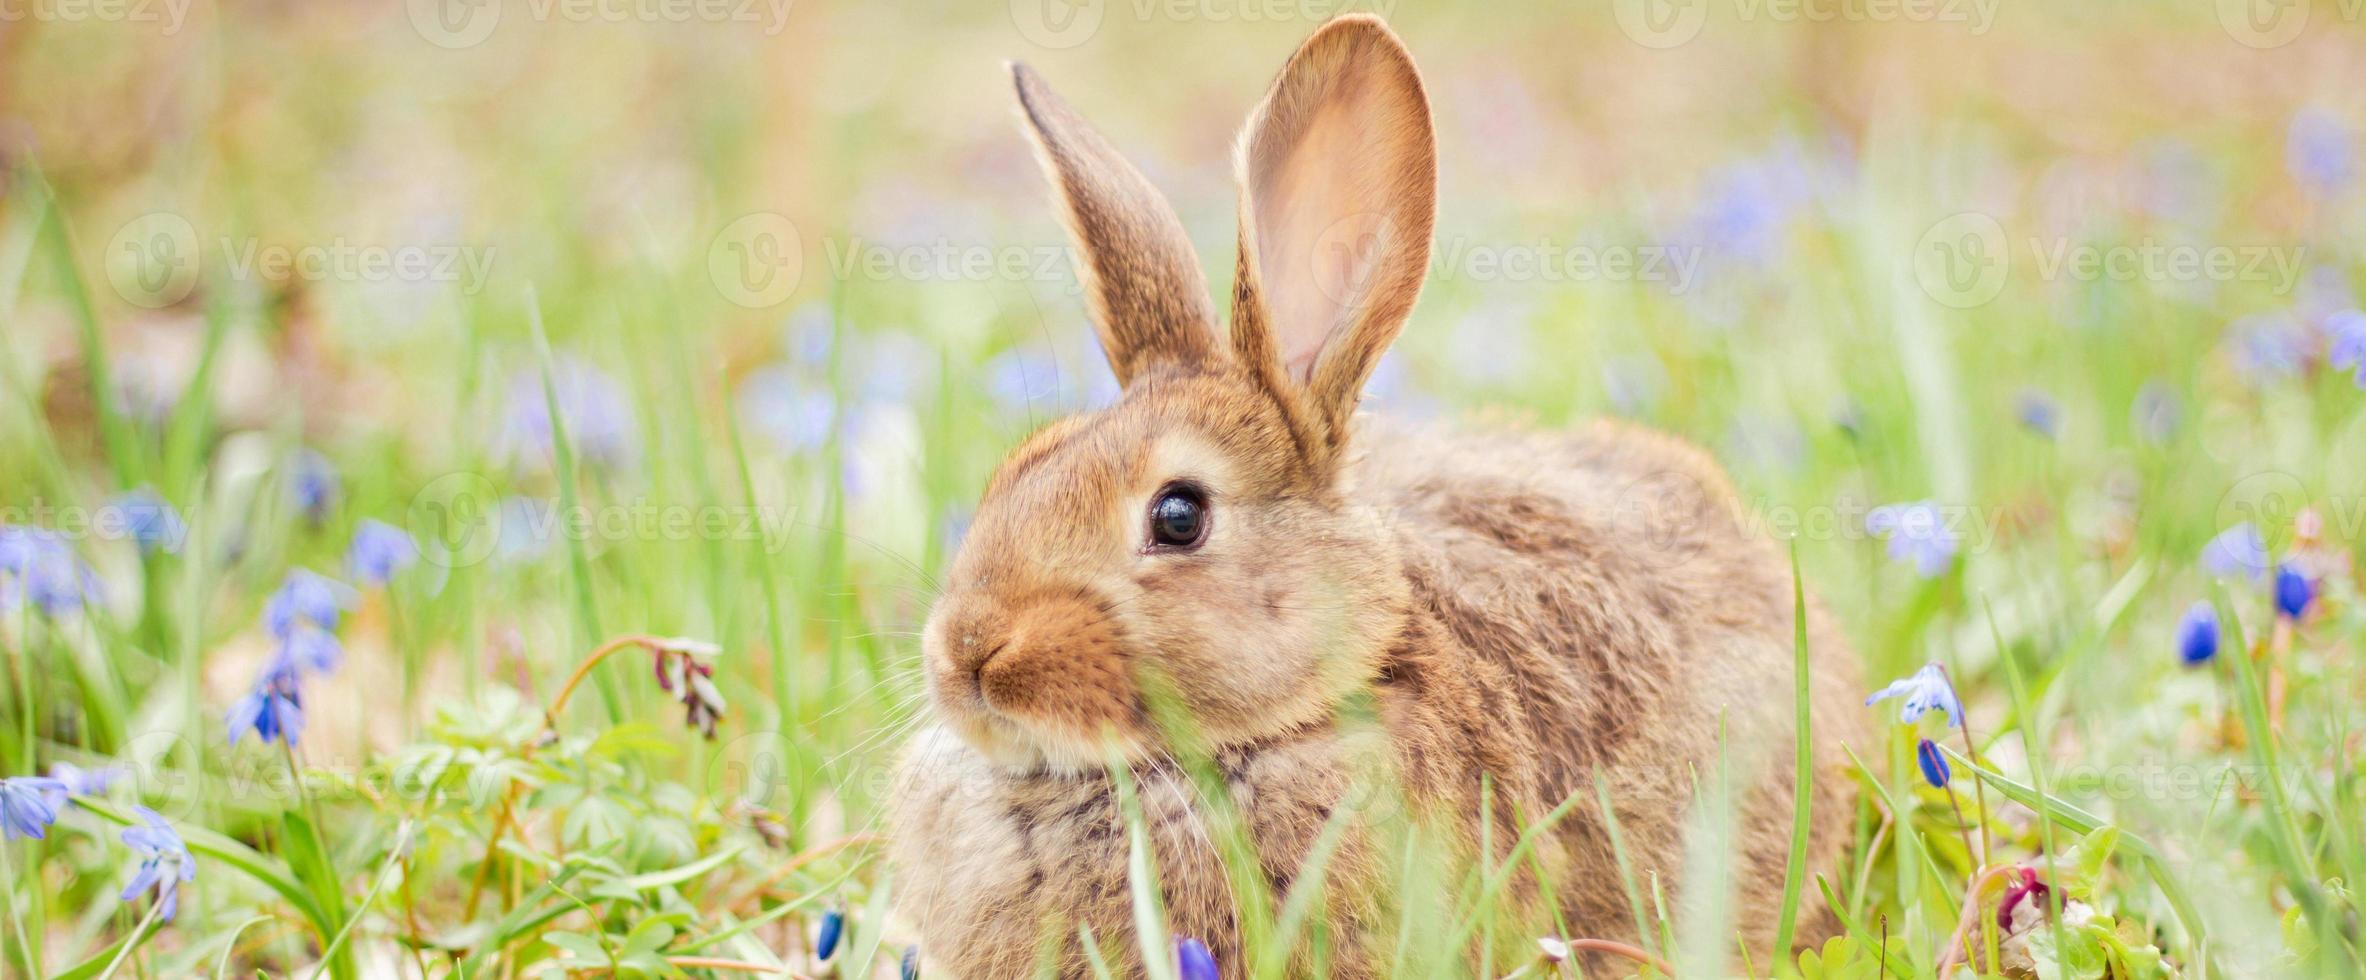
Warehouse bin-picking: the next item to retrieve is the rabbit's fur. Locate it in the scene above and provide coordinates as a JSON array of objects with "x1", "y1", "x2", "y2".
[{"x1": 891, "y1": 15, "x2": 1865, "y2": 977}]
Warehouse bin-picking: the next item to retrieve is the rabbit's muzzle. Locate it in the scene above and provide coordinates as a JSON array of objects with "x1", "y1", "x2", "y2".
[{"x1": 924, "y1": 588, "x2": 1139, "y2": 763}]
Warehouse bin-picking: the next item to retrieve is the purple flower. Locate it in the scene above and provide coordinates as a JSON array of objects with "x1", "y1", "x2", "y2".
[
  {"x1": 265, "y1": 569, "x2": 348, "y2": 638},
  {"x1": 2015, "y1": 390, "x2": 2059, "y2": 440},
  {"x1": 226, "y1": 659, "x2": 306, "y2": 747},
  {"x1": 737, "y1": 364, "x2": 838, "y2": 453},
  {"x1": 290, "y1": 449, "x2": 339, "y2": 525},
  {"x1": 1915, "y1": 738, "x2": 1951, "y2": 789},
  {"x1": 1177, "y1": 937, "x2": 1219, "y2": 980},
  {"x1": 118, "y1": 806, "x2": 196, "y2": 921},
  {"x1": 1865, "y1": 663, "x2": 1964, "y2": 728},
  {"x1": 2288, "y1": 107, "x2": 2356, "y2": 194},
  {"x1": 0, "y1": 776, "x2": 68, "y2": 840},
  {"x1": 504, "y1": 357, "x2": 638, "y2": 471},
  {"x1": 105, "y1": 487, "x2": 186, "y2": 555},
  {"x1": 346, "y1": 519, "x2": 420, "y2": 587},
  {"x1": 2177, "y1": 601, "x2": 2219, "y2": 666},
  {"x1": 40, "y1": 762, "x2": 121, "y2": 811},
  {"x1": 2230, "y1": 312, "x2": 2311, "y2": 386},
  {"x1": 649, "y1": 638, "x2": 727, "y2": 739},
  {"x1": 2200, "y1": 523, "x2": 2270, "y2": 580},
  {"x1": 2275, "y1": 564, "x2": 2316, "y2": 621},
  {"x1": 0, "y1": 526, "x2": 102, "y2": 616},
  {"x1": 2330, "y1": 310, "x2": 2366, "y2": 388},
  {"x1": 1866, "y1": 501, "x2": 1959, "y2": 578},
  {"x1": 1997, "y1": 867, "x2": 2053, "y2": 931}
]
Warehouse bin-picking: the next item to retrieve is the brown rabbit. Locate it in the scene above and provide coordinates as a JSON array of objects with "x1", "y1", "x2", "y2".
[{"x1": 890, "y1": 14, "x2": 1866, "y2": 978}]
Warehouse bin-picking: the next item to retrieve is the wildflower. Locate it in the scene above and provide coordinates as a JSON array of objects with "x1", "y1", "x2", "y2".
[
  {"x1": 226, "y1": 659, "x2": 306, "y2": 746},
  {"x1": 0, "y1": 776, "x2": 68, "y2": 840},
  {"x1": 2230, "y1": 313, "x2": 2311, "y2": 386},
  {"x1": 2132, "y1": 382, "x2": 2182, "y2": 445},
  {"x1": 346, "y1": 519, "x2": 420, "y2": 587},
  {"x1": 2275, "y1": 564, "x2": 2316, "y2": 621},
  {"x1": 281, "y1": 622, "x2": 345, "y2": 675},
  {"x1": 118, "y1": 806, "x2": 196, "y2": 921},
  {"x1": 39, "y1": 762, "x2": 121, "y2": 811},
  {"x1": 2287, "y1": 107, "x2": 2356, "y2": 194},
  {"x1": 737, "y1": 365, "x2": 838, "y2": 452},
  {"x1": 1864, "y1": 663, "x2": 1964, "y2": 728},
  {"x1": 265, "y1": 569, "x2": 348, "y2": 638},
  {"x1": 1916, "y1": 738, "x2": 1951, "y2": 789},
  {"x1": 2330, "y1": 310, "x2": 2366, "y2": 388},
  {"x1": 1996, "y1": 867, "x2": 2053, "y2": 932},
  {"x1": 1865, "y1": 502, "x2": 1959, "y2": 578},
  {"x1": 650, "y1": 638, "x2": 727, "y2": 739},
  {"x1": 2177, "y1": 602, "x2": 2219, "y2": 666},
  {"x1": 1536, "y1": 936, "x2": 1571, "y2": 964},
  {"x1": 1177, "y1": 937, "x2": 1219, "y2": 980},
  {"x1": 900, "y1": 944, "x2": 920, "y2": 980},
  {"x1": 505, "y1": 357, "x2": 638, "y2": 471},
  {"x1": 2015, "y1": 390, "x2": 2059, "y2": 440},
  {"x1": 0, "y1": 527, "x2": 102, "y2": 616},
  {"x1": 2199, "y1": 523, "x2": 2270, "y2": 580},
  {"x1": 105, "y1": 487, "x2": 186, "y2": 555},
  {"x1": 290, "y1": 449, "x2": 338, "y2": 525},
  {"x1": 816, "y1": 909, "x2": 845, "y2": 961}
]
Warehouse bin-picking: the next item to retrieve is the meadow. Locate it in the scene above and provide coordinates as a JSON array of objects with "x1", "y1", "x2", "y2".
[{"x1": 2, "y1": 0, "x2": 2364, "y2": 976}]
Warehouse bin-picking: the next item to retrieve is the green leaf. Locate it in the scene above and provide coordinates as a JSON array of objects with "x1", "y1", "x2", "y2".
[{"x1": 2058, "y1": 826, "x2": 2121, "y2": 897}]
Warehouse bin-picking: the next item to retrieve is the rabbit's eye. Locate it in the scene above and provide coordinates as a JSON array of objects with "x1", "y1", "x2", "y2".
[{"x1": 1147, "y1": 483, "x2": 1209, "y2": 551}]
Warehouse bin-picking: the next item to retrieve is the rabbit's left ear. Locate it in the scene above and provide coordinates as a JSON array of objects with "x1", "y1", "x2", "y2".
[{"x1": 1230, "y1": 14, "x2": 1436, "y2": 458}]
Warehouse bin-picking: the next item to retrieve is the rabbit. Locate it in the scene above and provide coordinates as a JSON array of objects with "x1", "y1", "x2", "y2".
[{"x1": 890, "y1": 14, "x2": 1867, "y2": 978}]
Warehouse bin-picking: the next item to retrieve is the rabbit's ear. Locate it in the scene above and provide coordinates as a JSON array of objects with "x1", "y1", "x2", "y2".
[
  {"x1": 1012, "y1": 63, "x2": 1222, "y2": 386},
  {"x1": 1230, "y1": 14, "x2": 1435, "y2": 451}
]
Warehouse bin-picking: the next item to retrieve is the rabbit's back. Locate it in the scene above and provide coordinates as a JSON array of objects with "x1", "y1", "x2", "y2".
[{"x1": 1357, "y1": 414, "x2": 1866, "y2": 948}]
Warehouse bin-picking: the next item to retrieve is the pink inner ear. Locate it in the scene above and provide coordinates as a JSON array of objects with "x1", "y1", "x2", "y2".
[{"x1": 1252, "y1": 92, "x2": 1392, "y2": 385}]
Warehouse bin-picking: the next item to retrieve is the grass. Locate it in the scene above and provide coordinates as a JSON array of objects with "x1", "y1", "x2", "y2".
[{"x1": 3, "y1": 2, "x2": 2366, "y2": 977}]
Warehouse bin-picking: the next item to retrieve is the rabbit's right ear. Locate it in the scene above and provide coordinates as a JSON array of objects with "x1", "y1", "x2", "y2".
[{"x1": 1012, "y1": 63, "x2": 1222, "y2": 387}]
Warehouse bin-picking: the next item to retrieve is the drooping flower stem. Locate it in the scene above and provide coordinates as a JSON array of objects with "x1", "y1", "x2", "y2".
[
  {"x1": 547, "y1": 633, "x2": 677, "y2": 724},
  {"x1": 1935, "y1": 664, "x2": 1991, "y2": 868}
]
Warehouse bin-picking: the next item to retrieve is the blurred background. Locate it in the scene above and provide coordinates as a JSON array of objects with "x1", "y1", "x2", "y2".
[{"x1": 3, "y1": 0, "x2": 2364, "y2": 975}]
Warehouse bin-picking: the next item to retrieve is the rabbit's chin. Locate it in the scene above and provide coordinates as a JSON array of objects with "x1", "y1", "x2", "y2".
[{"x1": 935, "y1": 701, "x2": 1155, "y2": 775}]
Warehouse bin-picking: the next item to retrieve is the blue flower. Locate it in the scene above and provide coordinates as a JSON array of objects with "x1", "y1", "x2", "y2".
[
  {"x1": 2230, "y1": 312, "x2": 2310, "y2": 386},
  {"x1": 105, "y1": 487, "x2": 186, "y2": 555},
  {"x1": 2288, "y1": 107, "x2": 2356, "y2": 194},
  {"x1": 40, "y1": 762, "x2": 121, "y2": 811},
  {"x1": 346, "y1": 520, "x2": 419, "y2": 587},
  {"x1": 226, "y1": 660, "x2": 306, "y2": 746},
  {"x1": 2200, "y1": 523, "x2": 2270, "y2": 580},
  {"x1": 0, "y1": 526, "x2": 102, "y2": 616},
  {"x1": 1177, "y1": 937, "x2": 1220, "y2": 980},
  {"x1": 1915, "y1": 738, "x2": 1951, "y2": 789},
  {"x1": 1865, "y1": 502, "x2": 1959, "y2": 578},
  {"x1": 815, "y1": 909, "x2": 844, "y2": 961},
  {"x1": 2275, "y1": 564, "x2": 2316, "y2": 621},
  {"x1": 2177, "y1": 601, "x2": 2219, "y2": 666},
  {"x1": 737, "y1": 364, "x2": 838, "y2": 453},
  {"x1": 0, "y1": 776, "x2": 68, "y2": 840},
  {"x1": 504, "y1": 357, "x2": 639, "y2": 471},
  {"x1": 2015, "y1": 390, "x2": 2059, "y2": 440},
  {"x1": 290, "y1": 449, "x2": 339, "y2": 525},
  {"x1": 2330, "y1": 309, "x2": 2366, "y2": 388},
  {"x1": 118, "y1": 806, "x2": 196, "y2": 921},
  {"x1": 265, "y1": 569, "x2": 348, "y2": 638},
  {"x1": 1865, "y1": 663, "x2": 1964, "y2": 728},
  {"x1": 899, "y1": 944, "x2": 920, "y2": 980},
  {"x1": 281, "y1": 622, "x2": 344, "y2": 675}
]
